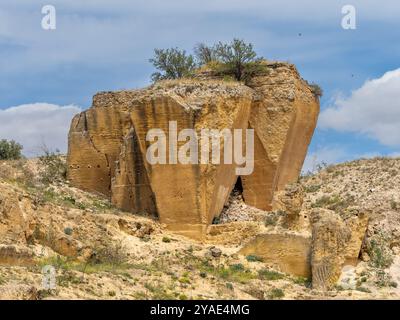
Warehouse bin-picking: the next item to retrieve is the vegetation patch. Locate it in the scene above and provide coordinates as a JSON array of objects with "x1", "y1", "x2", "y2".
[
  {"x1": 368, "y1": 232, "x2": 394, "y2": 269},
  {"x1": 0, "y1": 139, "x2": 23, "y2": 160},
  {"x1": 267, "y1": 288, "x2": 285, "y2": 299},
  {"x1": 197, "y1": 260, "x2": 257, "y2": 284},
  {"x1": 258, "y1": 268, "x2": 285, "y2": 281},
  {"x1": 149, "y1": 38, "x2": 271, "y2": 84},
  {"x1": 311, "y1": 194, "x2": 355, "y2": 212},
  {"x1": 245, "y1": 255, "x2": 264, "y2": 262}
]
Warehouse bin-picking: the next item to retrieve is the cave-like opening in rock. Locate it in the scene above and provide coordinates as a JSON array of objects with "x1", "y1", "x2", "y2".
[{"x1": 234, "y1": 176, "x2": 243, "y2": 195}]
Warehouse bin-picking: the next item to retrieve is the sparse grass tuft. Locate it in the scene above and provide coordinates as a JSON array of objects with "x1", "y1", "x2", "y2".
[
  {"x1": 292, "y1": 276, "x2": 310, "y2": 286},
  {"x1": 267, "y1": 288, "x2": 285, "y2": 299},
  {"x1": 375, "y1": 270, "x2": 397, "y2": 288},
  {"x1": 144, "y1": 282, "x2": 177, "y2": 299},
  {"x1": 246, "y1": 255, "x2": 264, "y2": 262},
  {"x1": 304, "y1": 184, "x2": 321, "y2": 193},
  {"x1": 265, "y1": 214, "x2": 278, "y2": 226},
  {"x1": 258, "y1": 268, "x2": 285, "y2": 281},
  {"x1": 38, "y1": 149, "x2": 67, "y2": 185},
  {"x1": 196, "y1": 259, "x2": 256, "y2": 284},
  {"x1": 311, "y1": 194, "x2": 355, "y2": 212},
  {"x1": 162, "y1": 236, "x2": 171, "y2": 243}
]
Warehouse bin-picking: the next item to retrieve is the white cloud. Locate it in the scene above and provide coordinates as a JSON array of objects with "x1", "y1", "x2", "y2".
[
  {"x1": 0, "y1": 103, "x2": 81, "y2": 156},
  {"x1": 1, "y1": 0, "x2": 400, "y2": 73},
  {"x1": 319, "y1": 68, "x2": 400, "y2": 146}
]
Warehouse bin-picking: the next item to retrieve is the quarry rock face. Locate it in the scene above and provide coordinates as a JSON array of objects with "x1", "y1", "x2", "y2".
[
  {"x1": 68, "y1": 81, "x2": 255, "y2": 239},
  {"x1": 242, "y1": 63, "x2": 319, "y2": 210},
  {"x1": 67, "y1": 62, "x2": 319, "y2": 239}
]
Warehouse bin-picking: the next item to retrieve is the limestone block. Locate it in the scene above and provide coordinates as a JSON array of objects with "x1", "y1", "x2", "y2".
[
  {"x1": 343, "y1": 209, "x2": 369, "y2": 265},
  {"x1": 239, "y1": 232, "x2": 312, "y2": 278},
  {"x1": 242, "y1": 63, "x2": 319, "y2": 210},
  {"x1": 310, "y1": 209, "x2": 351, "y2": 291}
]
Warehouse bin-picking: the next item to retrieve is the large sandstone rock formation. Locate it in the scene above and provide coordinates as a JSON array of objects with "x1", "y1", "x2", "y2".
[
  {"x1": 67, "y1": 62, "x2": 319, "y2": 239},
  {"x1": 68, "y1": 81, "x2": 255, "y2": 239}
]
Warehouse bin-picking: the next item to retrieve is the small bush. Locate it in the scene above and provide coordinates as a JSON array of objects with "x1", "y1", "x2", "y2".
[
  {"x1": 304, "y1": 184, "x2": 321, "y2": 193},
  {"x1": 179, "y1": 294, "x2": 188, "y2": 300},
  {"x1": 38, "y1": 148, "x2": 67, "y2": 184},
  {"x1": 216, "y1": 264, "x2": 255, "y2": 283},
  {"x1": 258, "y1": 268, "x2": 284, "y2": 281},
  {"x1": 265, "y1": 215, "x2": 278, "y2": 226},
  {"x1": 369, "y1": 237, "x2": 393, "y2": 269},
  {"x1": 308, "y1": 83, "x2": 323, "y2": 98},
  {"x1": 90, "y1": 241, "x2": 128, "y2": 268},
  {"x1": 293, "y1": 276, "x2": 310, "y2": 286},
  {"x1": 64, "y1": 227, "x2": 73, "y2": 236},
  {"x1": 225, "y1": 282, "x2": 234, "y2": 290},
  {"x1": 375, "y1": 270, "x2": 397, "y2": 288},
  {"x1": 246, "y1": 255, "x2": 264, "y2": 262},
  {"x1": 211, "y1": 39, "x2": 267, "y2": 82},
  {"x1": 162, "y1": 236, "x2": 171, "y2": 243},
  {"x1": 0, "y1": 139, "x2": 23, "y2": 160},
  {"x1": 57, "y1": 270, "x2": 82, "y2": 287},
  {"x1": 229, "y1": 263, "x2": 245, "y2": 272},
  {"x1": 267, "y1": 288, "x2": 284, "y2": 299},
  {"x1": 194, "y1": 43, "x2": 217, "y2": 65},
  {"x1": 149, "y1": 48, "x2": 196, "y2": 82},
  {"x1": 178, "y1": 277, "x2": 191, "y2": 284}
]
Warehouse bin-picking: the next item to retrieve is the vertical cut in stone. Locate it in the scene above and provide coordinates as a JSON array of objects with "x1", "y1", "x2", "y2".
[
  {"x1": 67, "y1": 81, "x2": 254, "y2": 239},
  {"x1": 242, "y1": 62, "x2": 319, "y2": 210}
]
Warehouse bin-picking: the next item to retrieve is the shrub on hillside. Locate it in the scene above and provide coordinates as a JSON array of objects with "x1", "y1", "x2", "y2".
[
  {"x1": 308, "y1": 83, "x2": 323, "y2": 98},
  {"x1": 0, "y1": 139, "x2": 23, "y2": 160},
  {"x1": 38, "y1": 147, "x2": 67, "y2": 184}
]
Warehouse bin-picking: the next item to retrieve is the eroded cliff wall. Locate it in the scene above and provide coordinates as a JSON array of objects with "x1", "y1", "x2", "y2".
[
  {"x1": 68, "y1": 81, "x2": 255, "y2": 239},
  {"x1": 242, "y1": 62, "x2": 320, "y2": 210},
  {"x1": 67, "y1": 63, "x2": 319, "y2": 239}
]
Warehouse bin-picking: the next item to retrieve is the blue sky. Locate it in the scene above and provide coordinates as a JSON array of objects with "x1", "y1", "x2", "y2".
[{"x1": 0, "y1": 0, "x2": 399, "y2": 167}]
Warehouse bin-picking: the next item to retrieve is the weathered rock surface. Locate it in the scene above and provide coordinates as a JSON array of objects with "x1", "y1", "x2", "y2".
[
  {"x1": 0, "y1": 245, "x2": 35, "y2": 266},
  {"x1": 239, "y1": 232, "x2": 312, "y2": 277},
  {"x1": 68, "y1": 80, "x2": 255, "y2": 239},
  {"x1": 342, "y1": 208, "x2": 369, "y2": 265},
  {"x1": 0, "y1": 154, "x2": 397, "y2": 300},
  {"x1": 0, "y1": 284, "x2": 38, "y2": 300},
  {"x1": 310, "y1": 209, "x2": 351, "y2": 291},
  {"x1": 242, "y1": 62, "x2": 319, "y2": 210},
  {"x1": 272, "y1": 183, "x2": 305, "y2": 229},
  {"x1": 67, "y1": 63, "x2": 319, "y2": 239}
]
